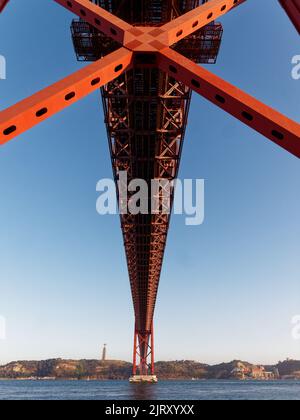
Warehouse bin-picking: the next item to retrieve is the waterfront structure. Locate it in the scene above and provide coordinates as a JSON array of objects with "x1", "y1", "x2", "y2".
[{"x1": 102, "y1": 344, "x2": 107, "y2": 362}]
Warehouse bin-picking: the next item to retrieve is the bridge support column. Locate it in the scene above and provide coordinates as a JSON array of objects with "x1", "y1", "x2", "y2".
[{"x1": 129, "y1": 322, "x2": 157, "y2": 383}]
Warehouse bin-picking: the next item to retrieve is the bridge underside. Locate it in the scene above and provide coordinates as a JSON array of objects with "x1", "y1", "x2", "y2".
[
  {"x1": 72, "y1": 0, "x2": 222, "y2": 376},
  {"x1": 0, "y1": 0, "x2": 298, "y2": 381}
]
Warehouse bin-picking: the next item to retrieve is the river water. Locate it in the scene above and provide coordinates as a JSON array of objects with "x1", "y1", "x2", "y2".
[{"x1": 0, "y1": 380, "x2": 299, "y2": 400}]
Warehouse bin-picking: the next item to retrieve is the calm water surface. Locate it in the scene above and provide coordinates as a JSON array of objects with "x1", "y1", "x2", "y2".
[{"x1": 0, "y1": 380, "x2": 299, "y2": 400}]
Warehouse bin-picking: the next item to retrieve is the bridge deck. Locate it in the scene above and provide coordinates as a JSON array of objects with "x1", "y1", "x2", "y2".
[{"x1": 71, "y1": 0, "x2": 222, "y2": 344}]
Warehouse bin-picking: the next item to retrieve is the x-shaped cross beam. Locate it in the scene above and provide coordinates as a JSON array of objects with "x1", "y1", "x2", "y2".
[{"x1": 0, "y1": 0, "x2": 299, "y2": 158}]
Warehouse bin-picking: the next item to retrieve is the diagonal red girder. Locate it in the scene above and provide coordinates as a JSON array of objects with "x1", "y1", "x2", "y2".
[
  {"x1": 53, "y1": 0, "x2": 133, "y2": 44},
  {"x1": 0, "y1": 0, "x2": 9, "y2": 13},
  {"x1": 158, "y1": 48, "x2": 300, "y2": 158},
  {"x1": 1, "y1": 0, "x2": 298, "y2": 158},
  {"x1": 158, "y1": 0, "x2": 247, "y2": 46},
  {"x1": 280, "y1": 0, "x2": 300, "y2": 34},
  {"x1": 0, "y1": 48, "x2": 133, "y2": 145}
]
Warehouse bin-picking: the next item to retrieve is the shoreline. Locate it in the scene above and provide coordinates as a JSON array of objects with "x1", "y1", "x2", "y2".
[
  {"x1": 1, "y1": 359, "x2": 299, "y2": 381},
  {"x1": 0, "y1": 378, "x2": 298, "y2": 382}
]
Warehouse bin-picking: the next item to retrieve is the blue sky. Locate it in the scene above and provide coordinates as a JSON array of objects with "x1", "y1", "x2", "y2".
[{"x1": 0, "y1": 0, "x2": 299, "y2": 365}]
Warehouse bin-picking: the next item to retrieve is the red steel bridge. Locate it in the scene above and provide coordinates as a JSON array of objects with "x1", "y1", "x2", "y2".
[{"x1": 0, "y1": 0, "x2": 299, "y2": 380}]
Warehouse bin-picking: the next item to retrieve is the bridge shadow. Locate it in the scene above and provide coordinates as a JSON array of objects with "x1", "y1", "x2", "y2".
[{"x1": 128, "y1": 383, "x2": 156, "y2": 400}]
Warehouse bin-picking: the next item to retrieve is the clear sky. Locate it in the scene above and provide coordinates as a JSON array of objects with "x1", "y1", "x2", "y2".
[{"x1": 0, "y1": 0, "x2": 299, "y2": 366}]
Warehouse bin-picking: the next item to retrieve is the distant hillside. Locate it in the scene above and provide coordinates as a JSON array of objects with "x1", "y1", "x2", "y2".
[
  {"x1": 0, "y1": 360, "x2": 132, "y2": 380},
  {"x1": 155, "y1": 361, "x2": 210, "y2": 380},
  {"x1": 207, "y1": 360, "x2": 255, "y2": 380},
  {"x1": 0, "y1": 359, "x2": 300, "y2": 380}
]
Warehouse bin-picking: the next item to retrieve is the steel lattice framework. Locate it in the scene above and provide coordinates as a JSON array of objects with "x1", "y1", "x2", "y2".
[{"x1": 0, "y1": 0, "x2": 299, "y2": 378}]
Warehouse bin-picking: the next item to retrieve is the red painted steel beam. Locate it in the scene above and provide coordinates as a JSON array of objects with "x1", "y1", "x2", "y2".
[
  {"x1": 150, "y1": 321, "x2": 155, "y2": 376},
  {"x1": 0, "y1": 0, "x2": 9, "y2": 13},
  {"x1": 132, "y1": 323, "x2": 155, "y2": 376},
  {"x1": 1, "y1": 0, "x2": 299, "y2": 158},
  {"x1": 158, "y1": 48, "x2": 300, "y2": 158},
  {"x1": 132, "y1": 324, "x2": 138, "y2": 376},
  {"x1": 54, "y1": 0, "x2": 133, "y2": 45},
  {"x1": 0, "y1": 48, "x2": 133, "y2": 145},
  {"x1": 279, "y1": 0, "x2": 300, "y2": 34},
  {"x1": 159, "y1": 0, "x2": 247, "y2": 46}
]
